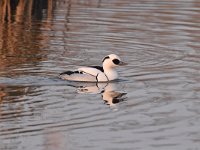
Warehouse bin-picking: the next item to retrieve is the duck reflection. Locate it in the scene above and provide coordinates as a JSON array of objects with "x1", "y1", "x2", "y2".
[{"x1": 69, "y1": 82, "x2": 127, "y2": 107}]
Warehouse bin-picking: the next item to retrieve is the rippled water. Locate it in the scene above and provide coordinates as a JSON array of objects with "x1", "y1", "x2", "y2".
[{"x1": 0, "y1": 0, "x2": 200, "y2": 150}]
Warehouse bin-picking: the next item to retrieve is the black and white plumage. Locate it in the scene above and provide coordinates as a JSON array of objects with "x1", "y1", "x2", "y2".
[{"x1": 59, "y1": 54, "x2": 127, "y2": 82}]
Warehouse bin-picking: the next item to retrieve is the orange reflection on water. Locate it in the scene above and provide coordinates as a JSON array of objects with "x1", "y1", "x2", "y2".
[
  {"x1": 0, "y1": 85, "x2": 6, "y2": 103},
  {"x1": 0, "y1": 0, "x2": 54, "y2": 73}
]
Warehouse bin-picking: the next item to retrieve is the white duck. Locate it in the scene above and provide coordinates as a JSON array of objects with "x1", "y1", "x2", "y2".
[{"x1": 59, "y1": 54, "x2": 127, "y2": 82}]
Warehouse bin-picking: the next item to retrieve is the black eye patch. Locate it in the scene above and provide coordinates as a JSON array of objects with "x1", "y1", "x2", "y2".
[{"x1": 112, "y1": 59, "x2": 120, "y2": 65}]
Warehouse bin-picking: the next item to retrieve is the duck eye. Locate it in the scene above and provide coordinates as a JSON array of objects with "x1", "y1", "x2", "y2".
[{"x1": 112, "y1": 59, "x2": 120, "y2": 65}]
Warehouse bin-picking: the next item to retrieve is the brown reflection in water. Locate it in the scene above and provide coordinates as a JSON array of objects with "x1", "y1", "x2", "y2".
[
  {"x1": 0, "y1": 85, "x2": 7, "y2": 103},
  {"x1": 0, "y1": 0, "x2": 55, "y2": 74},
  {"x1": 0, "y1": 84, "x2": 33, "y2": 117}
]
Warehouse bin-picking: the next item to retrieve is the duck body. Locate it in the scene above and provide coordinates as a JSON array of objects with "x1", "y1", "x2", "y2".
[{"x1": 59, "y1": 54, "x2": 127, "y2": 82}]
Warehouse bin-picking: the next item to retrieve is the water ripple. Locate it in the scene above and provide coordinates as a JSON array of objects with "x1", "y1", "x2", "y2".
[{"x1": 0, "y1": 0, "x2": 200, "y2": 150}]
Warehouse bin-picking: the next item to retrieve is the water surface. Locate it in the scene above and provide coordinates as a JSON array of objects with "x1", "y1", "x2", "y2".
[{"x1": 0, "y1": 0, "x2": 200, "y2": 150}]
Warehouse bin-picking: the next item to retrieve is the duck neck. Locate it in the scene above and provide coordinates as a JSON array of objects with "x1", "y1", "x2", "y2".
[{"x1": 103, "y1": 67, "x2": 118, "y2": 81}]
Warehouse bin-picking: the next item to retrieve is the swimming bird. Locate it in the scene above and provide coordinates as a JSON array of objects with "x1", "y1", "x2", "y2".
[{"x1": 59, "y1": 54, "x2": 127, "y2": 82}]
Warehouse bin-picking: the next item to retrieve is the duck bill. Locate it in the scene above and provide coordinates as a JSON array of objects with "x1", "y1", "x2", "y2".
[{"x1": 119, "y1": 61, "x2": 128, "y2": 66}]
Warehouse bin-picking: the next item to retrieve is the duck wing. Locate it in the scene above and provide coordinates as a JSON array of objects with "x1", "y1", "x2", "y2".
[
  {"x1": 78, "y1": 66, "x2": 108, "y2": 82},
  {"x1": 78, "y1": 66, "x2": 103, "y2": 76},
  {"x1": 59, "y1": 66, "x2": 107, "y2": 82},
  {"x1": 59, "y1": 70, "x2": 97, "y2": 82}
]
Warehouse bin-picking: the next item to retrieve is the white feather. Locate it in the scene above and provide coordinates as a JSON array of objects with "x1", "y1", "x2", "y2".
[
  {"x1": 78, "y1": 67, "x2": 108, "y2": 82},
  {"x1": 78, "y1": 67, "x2": 102, "y2": 76}
]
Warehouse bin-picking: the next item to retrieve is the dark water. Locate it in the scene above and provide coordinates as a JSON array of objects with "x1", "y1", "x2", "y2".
[{"x1": 0, "y1": 0, "x2": 200, "y2": 150}]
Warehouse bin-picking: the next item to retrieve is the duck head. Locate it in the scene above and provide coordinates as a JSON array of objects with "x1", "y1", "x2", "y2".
[
  {"x1": 102, "y1": 54, "x2": 127, "y2": 81},
  {"x1": 102, "y1": 54, "x2": 127, "y2": 69}
]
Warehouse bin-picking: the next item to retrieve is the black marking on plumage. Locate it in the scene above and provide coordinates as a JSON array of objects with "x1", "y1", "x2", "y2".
[
  {"x1": 89, "y1": 66, "x2": 104, "y2": 72},
  {"x1": 112, "y1": 59, "x2": 120, "y2": 65},
  {"x1": 96, "y1": 73, "x2": 99, "y2": 82},
  {"x1": 101, "y1": 90, "x2": 105, "y2": 94},
  {"x1": 60, "y1": 70, "x2": 83, "y2": 75},
  {"x1": 75, "y1": 71, "x2": 83, "y2": 74},
  {"x1": 102, "y1": 56, "x2": 110, "y2": 62},
  {"x1": 60, "y1": 71, "x2": 73, "y2": 75}
]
